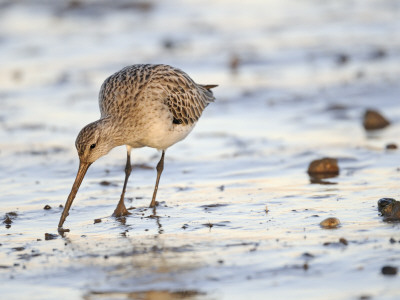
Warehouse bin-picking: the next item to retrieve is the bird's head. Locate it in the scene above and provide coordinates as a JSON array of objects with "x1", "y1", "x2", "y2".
[
  {"x1": 75, "y1": 120, "x2": 113, "y2": 163},
  {"x1": 58, "y1": 119, "x2": 116, "y2": 229}
]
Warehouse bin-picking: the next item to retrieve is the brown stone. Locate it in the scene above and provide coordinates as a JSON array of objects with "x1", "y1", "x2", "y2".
[
  {"x1": 320, "y1": 217, "x2": 340, "y2": 229},
  {"x1": 363, "y1": 109, "x2": 390, "y2": 130},
  {"x1": 308, "y1": 158, "x2": 339, "y2": 176},
  {"x1": 386, "y1": 143, "x2": 398, "y2": 150},
  {"x1": 378, "y1": 198, "x2": 400, "y2": 221}
]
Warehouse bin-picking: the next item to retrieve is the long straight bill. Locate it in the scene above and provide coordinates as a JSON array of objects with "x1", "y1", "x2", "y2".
[{"x1": 58, "y1": 161, "x2": 91, "y2": 228}]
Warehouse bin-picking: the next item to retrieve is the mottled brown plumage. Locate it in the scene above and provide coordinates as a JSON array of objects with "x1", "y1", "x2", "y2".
[
  {"x1": 58, "y1": 64, "x2": 217, "y2": 230},
  {"x1": 99, "y1": 64, "x2": 214, "y2": 126}
]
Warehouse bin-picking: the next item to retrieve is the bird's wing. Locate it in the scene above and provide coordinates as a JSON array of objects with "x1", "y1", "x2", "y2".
[
  {"x1": 98, "y1": 64, "x2": 217, "y2": 125},
  {"x1": 159, "y1": 78, "x2": 216, "y2": 125}
]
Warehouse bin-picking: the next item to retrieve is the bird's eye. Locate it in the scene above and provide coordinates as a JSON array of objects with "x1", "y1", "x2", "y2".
[{"x1": 90, "y1": 143, "x2": 96, "y2": 150}]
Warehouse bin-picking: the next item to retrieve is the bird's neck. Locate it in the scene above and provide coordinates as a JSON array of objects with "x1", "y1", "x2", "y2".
[
  {"x1": 96, "y1": 117, "x2": 123, "y2": 149},
  {"x1": 97, "y1": 116, "x2": 130, "y2": 148}
]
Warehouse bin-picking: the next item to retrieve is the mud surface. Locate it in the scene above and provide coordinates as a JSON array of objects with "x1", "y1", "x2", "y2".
[{"x1": 1, "y1": 0, "x2": 400, "y2": 299}]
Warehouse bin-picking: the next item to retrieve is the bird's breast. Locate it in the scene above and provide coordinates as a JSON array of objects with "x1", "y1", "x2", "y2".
[{"x1": 135, "y1": 119, "x2": 196, "y2": 150}]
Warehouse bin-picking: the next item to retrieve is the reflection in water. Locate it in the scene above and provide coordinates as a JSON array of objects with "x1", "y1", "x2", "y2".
[
  {"x1": 151, "y1": 206, "x2": 164, "y2": 234},
  {"x1": 308, "y1": 173, "x2": 338, "y2": 185},
  {"x1": 85, "y1": 289, "x2": 205, "y2": 300},
  {"x1": 115, "y1": 216, "x2": 133, "y2": 237}
]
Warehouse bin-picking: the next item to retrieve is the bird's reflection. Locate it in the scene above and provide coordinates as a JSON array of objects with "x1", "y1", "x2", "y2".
[{"x1": 150, "y1": 205, "x2": 163, "y2": 234}]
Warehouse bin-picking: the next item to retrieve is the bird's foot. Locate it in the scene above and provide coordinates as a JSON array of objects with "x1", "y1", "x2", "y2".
[
  {"x1": 57, "y1": 227, "x2": 70, "y2": 236},
  {"x1": 112, "y1": 201, "x2": 132, "y2": 217},
  {"x1": 149, "y1": 200, "x2": 159, "y2": 208}
]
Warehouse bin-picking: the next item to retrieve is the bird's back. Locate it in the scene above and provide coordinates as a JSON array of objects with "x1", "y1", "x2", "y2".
[{"x1": 98, "y1": 64, "x2": 216, "y2": 126}]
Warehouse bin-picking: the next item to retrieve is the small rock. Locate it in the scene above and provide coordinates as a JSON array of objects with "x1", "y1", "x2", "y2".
[
  {"x1": 43, "y1": 205, "x2": 51, "y2": 210},
  {"x1": 386, "y1": 143, "x2": 398, "y2": 150},
  {"x1": 12, "y1": 247, "x2": 25, "y2": 251},
  {"x1": 162, "y1": 38, "x2": 175, "y2": 50},
  {"x1": 336, "y1": 53, "x2": 350, "y2": 65},
  {"x1": 67, "y1": 0, "x2": 82, "y2": 9},
  {"x1": 302, "y1": 252, "x2": 314, "y2": 258},
  {"x1": 381, "y1": 265, "x2": 397, "y2": 276},
  {"x1": 0, "y1": 265, "x2": 11, "y2": 269},
  {"x1": 94, "y1": 219, "x2": 102, "y2": 224},
  {"x1": 378, "y1": 198, "x2": 396, "y2": 210},
  {"x1": 320, "y1": 217, "x2": 340, "y2": 229},
  {"x1": 308, "y1": 158, "x2": 339, "y2": 176},
  {"x1": 44, "y1": 233, "x2": 58, "y2": 240},
  {"x1": 370, "y1": 48, "x2": 386, "y2": 60},
  {"x1": 3, "y1": 212, "x2": 17, "y2": 227},
  {"x1": 339, "y1": 237, "x2": 348, "y2": 245},
  {"x1": 99, "y1": 181, "x2": 111, "y2": 186},
  {"x1": 363, "y1": 109, "x2": 390, "y2": 130},
  {"x1": 378, "y1": 198, "x2": 400, "y2": 221},
  {"x1": 389, "y1": 237, "x2": 396, "y2": 244},
  {"x1": 203, "y1": 222, "x2": 213, "y2": 228},
  {"x1": 3, "y1": 215, "x2": 12, "y2": 225}
]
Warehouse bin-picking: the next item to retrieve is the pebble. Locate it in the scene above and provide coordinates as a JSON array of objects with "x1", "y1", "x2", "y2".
[
  {"x1": 381, "y1": 265, "x2": 397, "y2": 276},
  {"x1": 12, "y1": 247, "x2": 25, "y2": 251},
  {"x1": 378, "y1": 198, "x2": 400, "y2": 221},
  {"x1": 302, "y1": 252, "x2": 314, "y2": 258},
  {"x1": 363, "y1": 109, "x2": 390, "y2": 130},
  {"x1": 44, "y1": 233, "x2": 58, "y2": 240},
  {"x1": 336, "y1": 53, "x2": 350, "y2": 65},
  {"x1": 370, "y1": 48, "x2": 386, "y2": 60},
  {"x1": 308, "y1": 158, "x2": 339, "y2": 176},
  {"x1": 43, "y1": 205, "x2": 51, "y2": 210},
  {"x1": 3, "y1": 215, "x2": 12, "y2": 225},
  {"x1": 320, "y1": 217, "x2": 340, "y2": 229},
  {"x1": 94, "y1": 219, "x2": 102, "y2": 224},
  {"x1": 386, "y1": 143, "x2": 398, "y2": 150}
]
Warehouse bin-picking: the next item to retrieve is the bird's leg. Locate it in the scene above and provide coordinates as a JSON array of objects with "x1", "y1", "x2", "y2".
[
  {"x1": 149, "y1": 150, "x2": 165, "y2": 208},
  {"x1": 113, "y1": 146, "x2": 132, "y2": 217}
]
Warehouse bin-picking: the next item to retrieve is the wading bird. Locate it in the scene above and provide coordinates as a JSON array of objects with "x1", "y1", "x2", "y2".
[{"x1": 58, "y1": 64, "x2": 216, "y2": 229}]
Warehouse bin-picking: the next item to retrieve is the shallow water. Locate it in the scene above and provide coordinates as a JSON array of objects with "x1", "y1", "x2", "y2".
[{"x1": 1, "y1": 0, "x2": 400, "y2": 299}]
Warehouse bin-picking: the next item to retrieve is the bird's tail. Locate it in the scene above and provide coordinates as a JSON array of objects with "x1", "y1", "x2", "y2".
[
  {"x1": 200, "y1": 84, "x2": 217, "y2": 104},
  {"x1": 201, "y1": 84, "x2": 218, "y2": 91}
]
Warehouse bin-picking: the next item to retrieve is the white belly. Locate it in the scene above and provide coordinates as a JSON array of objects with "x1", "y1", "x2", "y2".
[{"x1": 136, "y1": 118, "x2": 196, "y2": 150}]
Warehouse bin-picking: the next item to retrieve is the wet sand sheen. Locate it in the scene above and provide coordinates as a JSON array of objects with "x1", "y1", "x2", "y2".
[{"x1": 1, "y1": 0, "x2": 400, "y2": 299}]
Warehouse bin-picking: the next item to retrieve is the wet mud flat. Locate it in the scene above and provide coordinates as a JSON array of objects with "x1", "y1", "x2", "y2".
[{"x1": 1, "y1": 0, "x2": 400, "y2": 299}]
